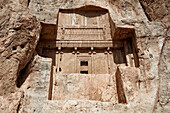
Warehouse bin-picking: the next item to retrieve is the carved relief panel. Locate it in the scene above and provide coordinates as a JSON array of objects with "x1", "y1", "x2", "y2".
[{"x1": 57, "y1": 8, "x2": 111, "y2": 40}]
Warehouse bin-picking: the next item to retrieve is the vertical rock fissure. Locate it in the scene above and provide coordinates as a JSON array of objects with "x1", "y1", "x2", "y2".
[
  {"x1": 16, "y1": 98, "x2": 22, "y2": 113},
  {"x1": 139, "y1": 1, "x2": 152, "y2": 21},
  {"x1": 27, "y1": 0, "x2": 30, "y2": 7},
  {"x1": 16, "y1": 103, "x2": 21, "y2": 113},
  {"x1": 115, "y1": 67, "x2": 127, "y2": 104},
  {"x1": 153, "y1": 37, "x2": 167, "y2": 113},
  {"x1": 16, "y1": 61, "x2": 31, "y2": 88}
]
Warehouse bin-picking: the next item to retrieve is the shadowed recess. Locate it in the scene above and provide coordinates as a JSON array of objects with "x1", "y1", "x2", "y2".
[
  {"x1": 16, "y1": 61, "x2": 31, "y2": 88},
  {"x1": 28, "y1": 0, "x2": 30, "y2": 7},
  {"x1": 115, "y1": 67, "x2": 127, "y2": 104}
]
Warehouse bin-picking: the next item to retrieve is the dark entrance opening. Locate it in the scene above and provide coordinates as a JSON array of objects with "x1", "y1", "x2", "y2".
[
  {"x1": 80, "y1": 71, "x2": 88, "y2": 74},
  {"x1": 80, "y1": 61, "x2": 88, "y2": 66}
]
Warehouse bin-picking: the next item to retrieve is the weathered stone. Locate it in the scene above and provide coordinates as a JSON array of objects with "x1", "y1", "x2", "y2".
[
  {"x1": 0, "y1": 0, "x2": 169, "y2": 113},
  {"x1": 0, "y1": 1, "x2": 41, "y2": 95},
  {"x1": 139, "y1": 0, "x2": 170, "y2": 25}
]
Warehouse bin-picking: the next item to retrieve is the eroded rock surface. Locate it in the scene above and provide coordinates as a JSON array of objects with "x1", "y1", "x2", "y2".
[
  {"x1": 0, "y1": 0, "x2": 169, "y2": 113},
  {"x1": 156, "y1": 37, "x2": 170, "y2": 113},
  {"x1": 0, "y1": 1, "x2": 41, "y2": 95},
  {"x1": 139, "y1": 0, "x2": 170, "y2": 24}
]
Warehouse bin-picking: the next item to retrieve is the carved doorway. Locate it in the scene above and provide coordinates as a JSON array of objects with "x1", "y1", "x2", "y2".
[{"x1": 77, "y1": 55, "x2": 92, "y2": 74}]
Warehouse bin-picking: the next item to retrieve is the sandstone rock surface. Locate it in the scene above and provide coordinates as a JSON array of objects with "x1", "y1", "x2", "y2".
[
  {"x1": 139, "y1": 0, "x2": 170, "y2": 24},
  {"x1": 0, "y1": 0, "x2": 169, "y2": 113},
  {"x1": 0, "y1": 0, "x2": 41, "y2": 97}
]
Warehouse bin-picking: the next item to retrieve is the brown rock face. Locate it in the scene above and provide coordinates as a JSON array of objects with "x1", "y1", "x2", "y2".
[
  {"x1": 0, "y1": 0, "x2": 169, "y2": 113},
  {"x1": 0, "y1": 1, "x2": 41, "y2": 95},
  {"x1": 139, "y1": 0, "x2": 170, "y2": 24}
]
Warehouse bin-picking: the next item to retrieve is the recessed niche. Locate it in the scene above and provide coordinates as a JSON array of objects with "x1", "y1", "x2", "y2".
[
  {"x1": 80, "y1": 61, "x2": 88, "y2": 66},
  {"x1": 36, "y1": 5, "x2": 139, "y2": 102},
  {"x1": 20, "y1": 45, "x2": 25, "y2": 49},
  {"x1": 12, "y1": 46, "x2": 17, "y2": 50},
  {"x1": 80, "y1": 71, "x2": 88, "y2": 74},
  {"x1": 59, "y1": 67, "x2": 62, "y2": 72}
]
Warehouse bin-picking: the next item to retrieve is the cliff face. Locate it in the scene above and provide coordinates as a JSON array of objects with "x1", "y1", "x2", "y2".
[
  {"x1": 0, "y1": 0, "x2": 169, "y2": 113},
  {"x1": 139, "y1": 1, "x2": 170, "y2": 112},
  {"x1": 139, "y1": 0, "x2": 170, "y2": 24}
]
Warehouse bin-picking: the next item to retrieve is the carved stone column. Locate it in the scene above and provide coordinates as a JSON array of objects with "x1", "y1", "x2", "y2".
[
  {"x1": 57, "y1": 47, "x2": 62, "y2": 73},
  {"x1": 90, "y1": 47, "x2": 96, "y2": 74},
  {"x1": 73, "y1": 47, "x2": 79, "y2": 73}
]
